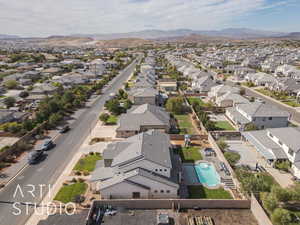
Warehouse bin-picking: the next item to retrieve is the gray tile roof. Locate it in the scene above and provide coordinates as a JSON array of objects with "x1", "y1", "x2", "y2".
[
  {"x1": 117, "y1": 104, "x2": 170, "y2": 131},
  {"x1": 268, "y1": 127, "x2": 300, "y2": 152},
  {"x1": 237, "y1": 103, "x2": 290, "y2": 118},
  {"x1": 129, "y1": 87, "x2": 158, "y2": 98}
]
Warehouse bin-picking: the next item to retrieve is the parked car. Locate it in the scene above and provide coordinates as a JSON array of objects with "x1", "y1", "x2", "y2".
[
  {"x1": 59, "y1": 125, "x2": 70, "y2": 133},
  {"x1": 28, "y1": 149, "x2": 44, "y2": 164}
]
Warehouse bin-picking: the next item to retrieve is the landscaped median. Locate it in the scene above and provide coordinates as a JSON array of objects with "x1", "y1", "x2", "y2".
[
  {"x1": 73, "y1": 152, "x2": 102, "y2": 173},
  {"x1": 54, "y1": 181, "x2": 88, "y2": 204},
  {"x1": 188, "y1": 185, "x2": 233, "y2": 199}
]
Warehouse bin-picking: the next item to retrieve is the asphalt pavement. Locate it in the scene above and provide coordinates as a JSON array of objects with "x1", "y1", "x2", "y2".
[{"x1": 0, "y1": 56, "x2": 141, "y2": 225}]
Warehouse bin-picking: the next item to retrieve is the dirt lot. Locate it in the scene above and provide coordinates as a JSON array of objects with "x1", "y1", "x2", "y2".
[{"x1": 179, "y1": 209, "x2": 258, "y2": 225}]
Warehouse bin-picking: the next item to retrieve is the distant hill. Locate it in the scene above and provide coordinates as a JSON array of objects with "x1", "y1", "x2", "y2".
[
  {"x1": 72, "y1": 28, "x2": 289, "y2": 40},
  {"x1": 0, "y1": 34, "x2": 20, "y2": 39},
  {"x1": 95, "y1": 38, "x2": 153, "y2": 48}
]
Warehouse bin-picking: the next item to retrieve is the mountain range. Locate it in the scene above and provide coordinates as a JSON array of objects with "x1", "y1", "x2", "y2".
[{"x1": 1, "y1": 28, "x2": 300, "y2": 40}]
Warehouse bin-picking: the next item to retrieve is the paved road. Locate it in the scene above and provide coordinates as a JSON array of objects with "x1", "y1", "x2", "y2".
[
  {"x1": 226, "y1": 80, "x2": 300, "y2": 124},
  {"x1": 0, "y1": 56, "x2": 141, "y2": 225}
]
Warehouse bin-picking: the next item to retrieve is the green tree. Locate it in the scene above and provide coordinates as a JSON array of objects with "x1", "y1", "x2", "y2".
[
  {"x1": 271, "y1": 208, "x2": 292, "y2": 225},
  {"x1": 240, "y1": 88, "x2": 246, "y2": 96},
  {"x1": 4, "y1": 80, "x2": 18, "y2": 89},
  {"x1": 123, "y1": 99, "x2": 132, "y2": 110},
  {"x1": 224, "y1": 152, "x2": 241, "y2": 166},
  {"x1": 4, "y1": 97, "x2": 16, "y2": 108},
  {"x1": 105, "y1": 99, "x2": 123, "y2": 115},
  {"x1": 262, "y1": 192, "x2": 278, "y2": 213},
  {"x1": 165, "y1": 97, "x2": 186, "y2": 114},
  {"x1": 217, "y1": 139, "x2": 228, "y2": 151},
  {"x1": 48, "y1": 113, "x2": 62, "y2": 128},
  {"x1": 99, "y1": 113, "x2": 109, "y2": 123}
]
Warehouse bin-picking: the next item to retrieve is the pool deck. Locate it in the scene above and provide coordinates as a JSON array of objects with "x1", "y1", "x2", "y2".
[{"x1": 182, "y1": 150, "x2": 233, "y2": 190}]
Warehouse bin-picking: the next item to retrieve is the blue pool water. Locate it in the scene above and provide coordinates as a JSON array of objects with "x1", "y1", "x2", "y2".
[{"x1": 194, "y1": 163, "x2": 220, "y2": 187}]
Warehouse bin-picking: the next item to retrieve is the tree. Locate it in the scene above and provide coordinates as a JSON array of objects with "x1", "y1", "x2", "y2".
[
  {"x1": 262, "y1": 193, "x2": 278, "y2": 213},
  {"x1": 217, "y1": 139, "x2": 228, "y2": 151},
  {"x1": 4, "y1": 80, "x2": 18, "y2": 89},
  {"x1": 240, "y1": 88, "x2": 246, "y2": 96},
  {"x1": 105, "y1": 99, "x2": 123, "y2": 115},
  {"x1": 165, "y1": 97, "x2": 186, "y2": 114},
  {"x1": 99, "y1": 113, "x2": 109, "y2": 123},
  {"x1": 4, "y1": 97, "x2": 16, "y2": 108},
  {"x1": 22, "y1": 120, "x2": 35, "y2": 131},
  {"x1": 48, "y1": 113, "x2": 62, "y2": 128},
  {"x1": 250, "y1": 96, "x2": 255, "y2": 102},
  {"x1": 19, "y1": 91, "x2": 29, "y2": 98},
  {"x1": 271, "y1": 208, "x2": 292, "y2": 225},
  {"x1": 224, "y1": 152, "x2": 241, "y2": 166},
  {"x1": 123, "y1": 99, "x2": 132, "y2": 110}
]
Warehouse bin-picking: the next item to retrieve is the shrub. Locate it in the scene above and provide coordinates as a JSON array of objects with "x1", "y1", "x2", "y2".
[
  {"x1": 75, "y1": 171, "x2": 82, "y2": 176},
  {"x1": 217, "y1": 139, "x2": 228, "y2": 151},
  {"x1": 271, "y1": 208, "x2": 292, "y2": 225},
  {"x1": 224, "y1": 151, "x2": 241, "y2": 166},
  {"x1": 99, "y1": 113, "x2": 109, "y2": 123},
  {"x1": 275, "y1": 161, "x2": 290, "y2": 172}
]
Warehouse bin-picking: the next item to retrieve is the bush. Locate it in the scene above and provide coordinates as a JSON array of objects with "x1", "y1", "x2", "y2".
[
  {"x1": 166, "y1": 97, "x2": 187, "y2": 114},
  {"x1": 275, "y1": 161, "x2": 290, "y2": 172},
  {"x1": 4, "y1": 80, "x2": 18, "y2": 89},
  {"x1": 99, "y1": 113, "x2": 109, "y2": 123},
  {"x1": 217, "y1": 139, "x2": 228, "y2": 151},
  {"x1": 224, "y1": 151, "x2": 241, "y2": 166},
  {"x1": 271, "y1": 208, "x2": 292, "y2": 225}
]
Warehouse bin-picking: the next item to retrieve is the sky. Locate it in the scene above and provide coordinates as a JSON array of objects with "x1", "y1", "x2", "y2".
[{"x1": 0, "y1": 0, "x2": 299, "y2": 37}]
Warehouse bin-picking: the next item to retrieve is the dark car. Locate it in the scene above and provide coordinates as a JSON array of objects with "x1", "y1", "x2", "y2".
[
  {"x1": 59, "y1": 125, "x2": 70, "y2": 134},
  {"x1": 41, "y1": 139, "x2": 55, "y2": 151},
  {"x1": 28, "y1": 150, "x2": 44, "y2": 164}
]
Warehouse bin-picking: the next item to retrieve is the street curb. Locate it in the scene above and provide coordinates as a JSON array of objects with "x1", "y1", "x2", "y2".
[{"x1": 0, "y1": 163, "x2": 28, "y2": 190}]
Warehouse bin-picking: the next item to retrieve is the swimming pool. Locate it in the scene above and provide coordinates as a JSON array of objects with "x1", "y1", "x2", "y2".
[{"x1": 194, "y1": 162, "x2": 221, "y2": 187}]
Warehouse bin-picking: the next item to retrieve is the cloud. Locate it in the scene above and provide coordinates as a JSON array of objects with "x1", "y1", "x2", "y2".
[{"x1": 0, "y1": 0, "x2": 297, "y2": 36}]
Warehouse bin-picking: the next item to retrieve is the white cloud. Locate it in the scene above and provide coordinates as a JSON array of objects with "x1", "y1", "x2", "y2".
[{"x1": 0, "y1": 0, "x2": 295, "y2": 36}]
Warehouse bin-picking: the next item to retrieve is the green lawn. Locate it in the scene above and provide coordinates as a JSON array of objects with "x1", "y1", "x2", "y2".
[
  {"x1": 283, "y1": 101, "x2": 300, "y2": 107},
  {"x1": 174, "y1": 114, "x2": 197, "y2": 135},
  {"x1": 188, "y1": 185, "x2": 233, "y2": 199},
  {"x1": 106, "y1": 115, "x2": 118, "y2": 125},
  {"x1": 179, "y1": 146, "x2": 203, "y2": 163},
  {"x1": 54, "y1": 182, "x2": 87, "y2": 203},
  {"x1": 214, "y1": 121, "x2": 235, "y2": 131},
  {"x1": 73, "y1": 154, "x2": 102, "y2": 172},
  {"x1": 256, "y1": 89, "x2": 300, "y2": 107},
  {"x1": 187, "y1": 97, "x2": 205, "y2": 106}
]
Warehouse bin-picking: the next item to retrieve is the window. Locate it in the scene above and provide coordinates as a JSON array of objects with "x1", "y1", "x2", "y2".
[
  {"x1": 160, "y1": 190, "x2": 164, "y2": 193},
  {"x1": 164, "y1": 169, "x2": 167, "y2": 172},
  {"x1": 159, "y1": 169, "x2": 162, "y2": 172},
  {"x1": 154, "y1": 190, "x2": 158, "y2": 193},
  {"x1": 155, "y1": 169, "x2": 158, "y2": 172},
  {"x1": 269, "y1": 117, "x2": 272, "y2": 120},
  {"x1": 166, "y1": 190, "x2": 170, "y2": 193}
]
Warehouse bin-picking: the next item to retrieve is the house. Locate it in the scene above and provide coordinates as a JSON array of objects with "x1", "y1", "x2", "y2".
[
  {"x1": 226, "y1": 102, "x2": 290, "y2": 131},
  {"x1": 90, "y1": 130, "x2": 179, "y2": 199},
  {"x1": 30, "y1": 83, "x2": 58, "y2": 95},
  {"x1": 245, "y1": 72, "x2": 277, "y2": 86},
  {"x1": 158, "y1": 79, "x2": 177, "y2": 93},
  {"x1": 191, "y1": 75, "x2": 216, "y2": 93},
  {"x1": 128, "y1": 87, "x2": 159, "y2": 105},
  {"x1": 0, "y1": 110, "x2": 15, "y2": 124},
  {"x1": 116, "y1": 104, "x2": 172, "y2": 138},
  {"x1": 215, "y1": 92, "x2": 249, "y2": 107},
  {"x1": 208, "y1": 84, "x2": 240, "y2": 100},
  {"x1": 242, "y1": 127, "x2": 300, "y2": 178}
]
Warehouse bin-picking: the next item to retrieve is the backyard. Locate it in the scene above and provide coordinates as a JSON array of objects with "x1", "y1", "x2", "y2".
[
  {"x1": 214, "y1": 121, "x2": 235, "y2": 131},
  {"x1": 54, "y1": 182, "x2": 88, "y2": 203},
  {"x1": 178, "y1": 146, "x2": 203, "y2": 163},
  {"x1": 174, "y1": 114, "x2": 197, "y2": 135},
  {"x1": 73, "y1": 153, "x2": 102, "y2": 172},
  {"x1": 188, "y1": 185, "x2": 233, "y2": 199}
]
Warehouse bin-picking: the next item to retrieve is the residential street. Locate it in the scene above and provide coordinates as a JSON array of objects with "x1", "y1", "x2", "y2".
[{"x1": 0, "y1": 56, "x2": 141, "y2": 225}]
